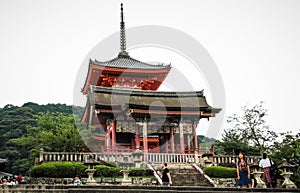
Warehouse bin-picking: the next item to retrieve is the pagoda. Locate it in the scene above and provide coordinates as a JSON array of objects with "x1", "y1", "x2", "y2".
[{"x1": 81, "y1": 4, "x2": 221, "y2": 155}]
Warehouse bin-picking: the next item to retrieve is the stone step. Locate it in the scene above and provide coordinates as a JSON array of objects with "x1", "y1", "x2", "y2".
[
  {"x1": 152, "y1": 163, "x2": 213, "y2": 187},
  {"x1": 167, "y1": 165, "x2": 211, "y2": 187}
]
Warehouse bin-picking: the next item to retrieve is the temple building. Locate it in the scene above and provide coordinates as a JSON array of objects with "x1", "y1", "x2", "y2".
[{"x1": 82, "y1": 4, "x2": 221, "y2": 155}]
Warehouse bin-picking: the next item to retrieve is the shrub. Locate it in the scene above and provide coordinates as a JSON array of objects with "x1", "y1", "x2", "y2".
[
  {"x1": 103, "y1": 161, "x2": 117, "y2": 167},
  {"x1": 31, "y1": 162, "x2": 153, "y2": 178},
  {"x1": 94, "y1": 165, "x2": 122, "y2": 177},
  {"x1": 129, "y1": 167, "x2": 153, "y2": 177},
  {"x1": 30, "y1": 162, "x2": 87, "y2": 178},
  {"x1": 204, "y1": 166, "x2": 237, "y2": 178}
]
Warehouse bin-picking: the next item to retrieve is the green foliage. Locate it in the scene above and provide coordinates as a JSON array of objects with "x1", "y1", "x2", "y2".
[
  {"x1": 30, "y1": 162, "x2": 153, "y2": 178},
  {"x1": 94, "y1": 165, "x2": 122, "y2": 177},
  {"x1": 270, "y1": 132, "x2": 300, "y2": 187},
  {"x1": 0, "y1": 103, "x2": 85, "y2": 175},
  {"x1": 216, "y1": 102, "x2": 276, "y2": 155},
  {"x1": 204, "y1": 166, "x2": 237, "y2": 178},
  {"x1": 190, "y1": 135, "x2": 216, "y2": 150},
  {"x1": 30, "y1": 162, "x2": 87, "y2": 178},
  {"x1": 103, "y1": 161, "x2": 117, "y2": 167},
  {"x1": 129, "y1": 167, "x2": 153, "y2": 177},
  {"x1": 22, "y1": 102, "x2": 73, "y2": 115}
]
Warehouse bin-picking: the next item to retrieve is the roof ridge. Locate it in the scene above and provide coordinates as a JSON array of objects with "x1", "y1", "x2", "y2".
[{"x1": 91, "y1": 55, "x2": 171, "y2": 69}]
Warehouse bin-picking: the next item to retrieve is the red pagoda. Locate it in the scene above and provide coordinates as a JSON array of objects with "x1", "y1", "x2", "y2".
[{"x1": 81, "y1": 4, "x2": 221, "y2": 157}]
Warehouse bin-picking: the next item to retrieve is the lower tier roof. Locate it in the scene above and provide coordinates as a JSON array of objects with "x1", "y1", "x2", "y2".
[{"x1": 88, "y1": 86, "x2": 221, "y2": 118}]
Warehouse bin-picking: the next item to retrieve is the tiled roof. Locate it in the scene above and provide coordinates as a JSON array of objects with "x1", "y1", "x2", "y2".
[
  {"x1": 89, "y1": 86, "x2": 221, "y2": 113},
  {"x1": 90, "y1": 55, "x2": 171, "y2": 70}
]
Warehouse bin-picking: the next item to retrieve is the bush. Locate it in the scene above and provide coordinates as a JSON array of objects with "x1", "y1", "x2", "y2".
[
  {"x1": 103, "y1": 161, "x2": 117, "y2": 167},
  {"x1": 30, "y1": 162, "x2": 87, "y2": 178},
  {"x1": 204, "y1": 166, "x2": 237, "y2": 178},
  {"x1": 31, "y1": 162, "x2": 153, "y2": 178},
  {"x1": 129, "y1": 167, "x2": 153, "y2": 177},
  {"x1": 94, "y1": 165, "x2": 122, "y2": 177}
]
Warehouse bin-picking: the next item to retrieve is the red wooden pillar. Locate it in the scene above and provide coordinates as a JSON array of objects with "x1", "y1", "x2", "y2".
[
  {"x1": 179, "y1": 122, "x2": 185, "y2": 153},
  {"x1": 88, "y1": 106, "x2": 93, "y2": 126},
  {"x1": 165, "y1": 134, "x2": 169, "y2": 153},
  {"x1": 170, "y1": 127, "x2": 175, "y2": 153},
  {"x1": 111, "y1": 120, "x2": 116, "y2": 152},
  {"x1": 106, "y1": 125, "x2": 111, "y2": 152},
  {"x1": 131, "y1": 137, "x2": 135, "y2": 150},
  {"x1": 187, "y1": 134, "x2": 191, "y2": 153},
  {"x1": 135, "y1": 124, "x2": 140, "y2": 149},
  {"x1": 192, "y1": 121, "x2": 198, "y2": 152},
  {"x1": 142, "y1": 122, "x2": 148, "y2": 153}
]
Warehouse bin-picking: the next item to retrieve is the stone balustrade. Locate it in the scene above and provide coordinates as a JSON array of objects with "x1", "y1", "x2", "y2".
[
  {"x1": 38, "y1": 150, "x2": 134, "y2": 164},
  {"x1": 38, "y1": 150, "x2": 196, "y2": 164},
  {"x1": 145, "y1": 153, "x2": 195, "y2": 163},
  {"x1": 213, "y1": 155, "x2": 261, "y2": 165}
]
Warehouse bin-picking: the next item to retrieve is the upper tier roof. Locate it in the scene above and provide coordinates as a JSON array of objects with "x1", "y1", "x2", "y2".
[{"x1": 90, "y1": 55, "x2": 171, "y2": 70}]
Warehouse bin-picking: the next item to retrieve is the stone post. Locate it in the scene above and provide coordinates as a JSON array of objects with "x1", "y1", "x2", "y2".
[
  {"x1": 279, "y1": 159, "x2": 297, "y2": 188},
  {"x1": 120, "y1": 167, "x2": 131, "y2": 185},
  {"x1": 132, "y1": 148, "x2": 143, "y2": 168},
  {"x1": 251, "y1": 160, "x2": 266, "y2": 188},
  {"x1": 39, "y1": 148, "x2": 44, "y2": 163},
  {"x1": 84, "y1": 154, "x2": 98, "y2": 185}
]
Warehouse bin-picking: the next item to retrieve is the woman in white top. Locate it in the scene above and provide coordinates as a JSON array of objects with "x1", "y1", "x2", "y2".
[{"x1": 259, "y1": 153, "x2": 273, "y2": 188}]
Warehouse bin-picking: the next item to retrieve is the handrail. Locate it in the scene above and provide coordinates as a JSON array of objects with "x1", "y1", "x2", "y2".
[
  {"x1": 146, "y1": 163, "x2": 162, "y2": 185},
  {"x1": 191, "y1": 162, "x2": 217, "y2": 187}
]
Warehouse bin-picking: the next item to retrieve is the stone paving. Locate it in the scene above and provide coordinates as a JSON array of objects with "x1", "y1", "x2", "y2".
[{"x1": 1, "y1": 185, "x2": 300, "y2": 193}]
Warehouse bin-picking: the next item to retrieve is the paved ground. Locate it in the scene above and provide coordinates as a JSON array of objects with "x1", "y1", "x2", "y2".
[{"x1": 2, "y1": 185, "x2": 300, "y2": 193}]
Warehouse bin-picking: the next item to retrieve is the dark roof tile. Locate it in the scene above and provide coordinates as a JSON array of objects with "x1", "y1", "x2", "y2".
[{"x1": 90, "y1": 55, "x2": 171, "y2": 70}]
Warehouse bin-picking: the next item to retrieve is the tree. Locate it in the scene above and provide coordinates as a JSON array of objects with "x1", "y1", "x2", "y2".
[
  {"x1": 270, "y1": 132, "x2": 300, "y2": 187},
  {"x1": 217, "y1": 102, "x2": 277, "y2": 155},
  {"x1": 7, "y1": 113, "x2": 87, "y2": 174},
  {"x1": 0, "y1": 103, "x2": 85, "y2": 175}
]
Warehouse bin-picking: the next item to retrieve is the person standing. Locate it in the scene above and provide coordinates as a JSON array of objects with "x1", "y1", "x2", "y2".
[
  {"x1": 161, "y1": 163, "x2": 172, "y2": 186},
  {"x1": 259, "y1": 153, "x2": 273, "y2": 188},
  {"x1": 236, "y1": 152, "x2": 252, "y2": 188}
]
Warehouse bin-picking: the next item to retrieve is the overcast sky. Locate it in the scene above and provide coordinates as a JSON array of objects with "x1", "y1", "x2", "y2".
[{"x1": 0, "y1": 0, "x2": 299, "y2": 138}]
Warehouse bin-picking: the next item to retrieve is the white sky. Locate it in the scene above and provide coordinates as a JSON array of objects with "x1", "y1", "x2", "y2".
[{"x1": 0, "y1": 0, "x2": 300, "y2": 138}]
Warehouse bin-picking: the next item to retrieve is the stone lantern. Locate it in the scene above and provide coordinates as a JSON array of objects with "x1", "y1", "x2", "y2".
[
  {"x1": 278, "y1": 159, "x2": 297, "y2": 188},
  {"x1": 250, "y1": 159, "x2": 266, "y2": 188},
  {"x1": 120, "y1": 166, "x2": 131, "y2": 185},
  {"x1": 83, "y1": 154, "x2": 99, "y2": 185},
  {"x1": 132, "y1": 148, "x2": 143, "y2": 168}
]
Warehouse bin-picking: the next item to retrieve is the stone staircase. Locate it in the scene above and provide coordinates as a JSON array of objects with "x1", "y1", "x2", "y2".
[{"x1": 152, "y1": 163, "x2": 214, "y2": 187}]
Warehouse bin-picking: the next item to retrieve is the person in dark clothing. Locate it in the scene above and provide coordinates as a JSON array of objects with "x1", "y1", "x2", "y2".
[
  {"x1": 161, "y1": 163, "x2": 172, "y2": 186},
  {"x1": 236, "y1": 152, "x2": 252, "y2": 188}
]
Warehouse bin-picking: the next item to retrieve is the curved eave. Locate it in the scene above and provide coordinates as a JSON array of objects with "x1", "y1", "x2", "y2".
[
  {"x1": 93, "y1": 107, "x2": 219, "y2": 117},
  {"x1": 89, "y1": 86, "x2": 222, "y2": 117},
  {"x1": 82, "y1": 63, "x2": 171, "y2": 95},
  {"x1": 92, "y1": 56, "x2": 172, "y2": 70},
  {"x1": 90, "y1": 86, "x2": 204, "y2": 97},
  {"x1": 91, "y1": 64, "x2": 171, "y2": 73}
]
